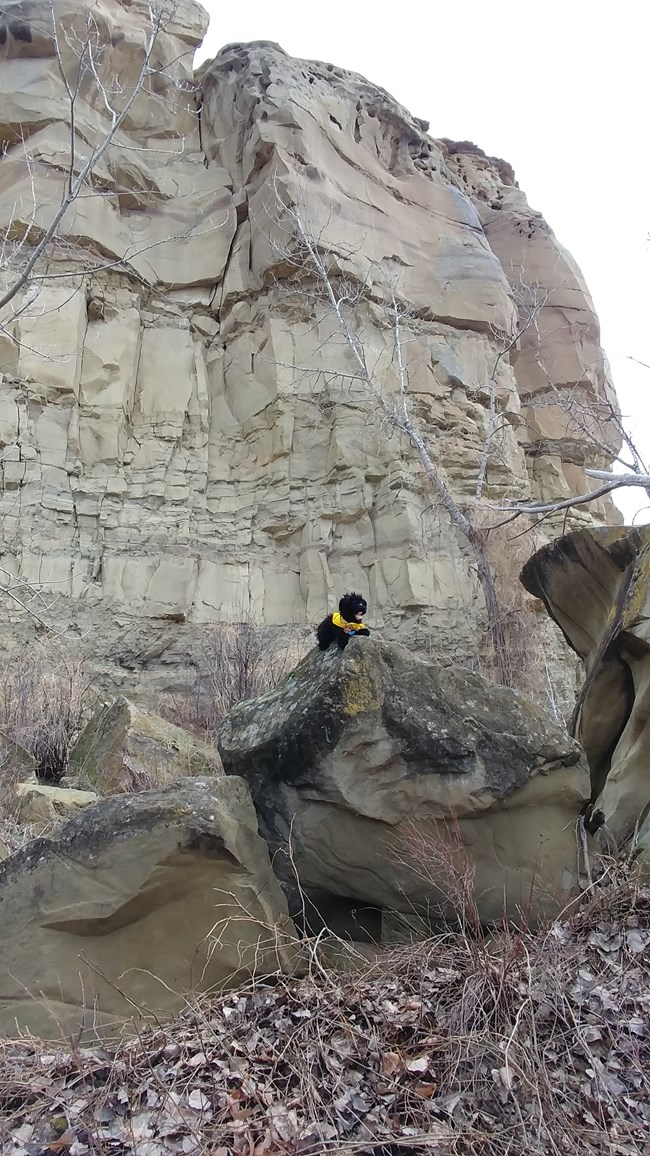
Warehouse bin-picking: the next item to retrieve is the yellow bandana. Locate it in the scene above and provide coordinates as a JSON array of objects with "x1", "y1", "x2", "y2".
[{"x1": 332, "y1": 611, "x2": 366, "y2": 634}]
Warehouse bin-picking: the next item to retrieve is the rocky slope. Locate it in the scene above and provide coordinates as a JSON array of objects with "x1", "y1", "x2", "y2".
[
  {"x1": 0, "y1": 636, "x2": 594, "y2": 1038},
  {"x1": 0, "y1": 0, "x2": 620, "y2": 691}
]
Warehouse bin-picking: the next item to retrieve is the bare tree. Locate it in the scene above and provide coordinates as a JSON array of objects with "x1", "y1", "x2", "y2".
[
  {"x1": 474, "y1": 273, "x2": 550, "y2": 501},
  {"x1": 0, "y1": 0, "x2": 195, "y2": 317},
  {"x1": 494, "y1": 330, "x2": 649, "y2": 520},
  {"x1": 265, "y1": 191, "x2": 550, "y2": 685},
  {"x1": 264, "y1": 182, "x2": 643, "y2": 686},
  {"x1": 1, "y1": 0, "x2": 161, "y2": 313}
]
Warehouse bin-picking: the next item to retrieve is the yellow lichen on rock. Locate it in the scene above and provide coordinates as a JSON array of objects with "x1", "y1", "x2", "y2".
[{"x1": 342, "y1": 655, "x2": 382, "y2": 718}]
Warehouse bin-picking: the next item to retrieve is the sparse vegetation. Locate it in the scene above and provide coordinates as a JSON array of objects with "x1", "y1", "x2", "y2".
[{"x1": 0, "y1": 642, "x2": 93, "y2": 783}]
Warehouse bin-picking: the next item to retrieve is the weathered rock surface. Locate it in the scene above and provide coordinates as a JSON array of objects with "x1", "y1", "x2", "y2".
[
  {"x1": 14, "y1": 779, "x2": 99, "y2": 823},
  {"x1": 521, "y1": 527, "x2": 650, "y2": 844},
  {"x1": 218, "y1": 639, "x2": 590, "y2": 926},
  {"x1": 0, "y1": 776, "x2": 296, "y2": 1040},
  {"x1": 0, "y1": 5, "x2": 618, "y2": 694},
  {"x1": 70, "y1": 696, "x2": 222, "y2": 792}
]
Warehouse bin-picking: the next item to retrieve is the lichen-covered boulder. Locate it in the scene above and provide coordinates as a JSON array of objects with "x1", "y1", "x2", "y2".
[
  {"x1": 69, "y1": 697, "x2": 222, "y2": 793},
  {"x1": 0, "y1": 777, "x2": 296, "y2": 1040},
  {"x1": 218, "y1": 639, "x2": 590, "y2": 927},
  {"x1": 521, "y1": 526, "x2": 650, "y2": 844}
]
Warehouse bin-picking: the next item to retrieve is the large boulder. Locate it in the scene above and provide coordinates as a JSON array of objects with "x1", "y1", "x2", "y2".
[
  {"x1": 0, "y1": 777, "x2": 296, "y2": 1040},
  {"x1": 218, "y1": 639, "x2": 590, "y2": 927},
  {"x1": 521, "y1": 527, "x2": 650, "y2": 844},
  {"x1": 69, "y1": 697, "x2": 222, "y2": 793}
]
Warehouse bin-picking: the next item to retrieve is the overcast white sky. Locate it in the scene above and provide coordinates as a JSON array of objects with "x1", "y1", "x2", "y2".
[{"x1": 198, "y1": 0, "x2": 649, "y2": 522}]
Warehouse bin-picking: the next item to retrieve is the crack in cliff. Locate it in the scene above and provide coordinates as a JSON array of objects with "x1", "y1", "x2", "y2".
[{"x1": 195, "y1": 84, "x2": 208, "y2": 169}]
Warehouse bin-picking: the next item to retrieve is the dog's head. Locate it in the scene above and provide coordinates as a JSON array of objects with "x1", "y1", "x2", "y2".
[{"x1": 339, "y1": 592, "x2": 367, "y2": 622}]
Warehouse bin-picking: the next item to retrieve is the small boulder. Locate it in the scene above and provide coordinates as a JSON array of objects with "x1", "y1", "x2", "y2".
[
  {"x1": 14, "y1": 781, "x2": 100, "y2": 824},
  {"x1": 0, "y1": 777, "x2": 296, "y2": 1040},
  {"x1": 218, "y1": 639, "x2": 590, "y2": 927},
  {"x1": 69, "y1": 696, "x2": 222, "y2": 793}
]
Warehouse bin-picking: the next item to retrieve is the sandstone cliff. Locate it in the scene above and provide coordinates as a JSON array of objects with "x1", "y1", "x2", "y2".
[{"x1": 0, "y1": 0, "x2": 620, "y2": 690}]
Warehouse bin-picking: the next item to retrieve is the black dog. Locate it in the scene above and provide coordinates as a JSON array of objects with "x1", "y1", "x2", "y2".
[{"x1": 316, "y1": 592, "x2": 370, "y2": 651}]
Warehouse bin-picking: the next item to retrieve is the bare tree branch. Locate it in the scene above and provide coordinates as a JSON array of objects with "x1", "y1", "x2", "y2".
[
  {"x1": 268, "y1": 185, "x2": 513, "y2": 683},
  {"x1": 0, "y1": 0, "x2": 165, "y2": 313},
  {"x1": 497, "y1": 472, "x2": 650, "y2": 517},
  {"x1": 475, "y1": 273, "x2": 550, "y2": 501}
]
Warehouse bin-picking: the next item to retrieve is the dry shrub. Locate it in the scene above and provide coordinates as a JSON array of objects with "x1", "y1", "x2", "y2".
[
  {"x1": 164, "y1": 622, "x2": 310, "y2": 741},
  {"x1": 391, "y1": 816, "x2": 484, "y2": 943},
  {"x1": 0, "y1": 641, "x2": 93, "y2": 782}
]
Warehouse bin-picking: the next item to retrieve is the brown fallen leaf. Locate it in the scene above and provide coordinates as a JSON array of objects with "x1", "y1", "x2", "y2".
[
  {"x1": 414, "y1": 1082, "x2": 437, "y2": 1099},
  {"x1": 381, "y1": 1051, "x2": 401, "y2": 1076},
  {"x1": 46, "y1": 1133, "x2": 75, "y2": 1153}
]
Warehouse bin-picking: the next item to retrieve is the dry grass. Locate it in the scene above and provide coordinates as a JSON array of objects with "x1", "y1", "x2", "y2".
[{"x1": 0, "y1": 865, "x2": 647, "y2": 1155}]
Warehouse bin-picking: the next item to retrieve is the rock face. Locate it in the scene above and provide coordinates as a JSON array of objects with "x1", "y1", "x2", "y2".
[
  {"x1": 521, "y1": 527, "x2": 650, "y2": 845},
  {"x1": 0, "y1": 776, "x2": 296, "y2": 1039},
  {"x1": 0, "y1": 4, "x2": 619, "y2": 690},
  {"x1": 70, "y1": 696, "x2": 222, "y2": 792},
  {"x1": 218, "y1": 639, "x2": 589, "y2": 926}
]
